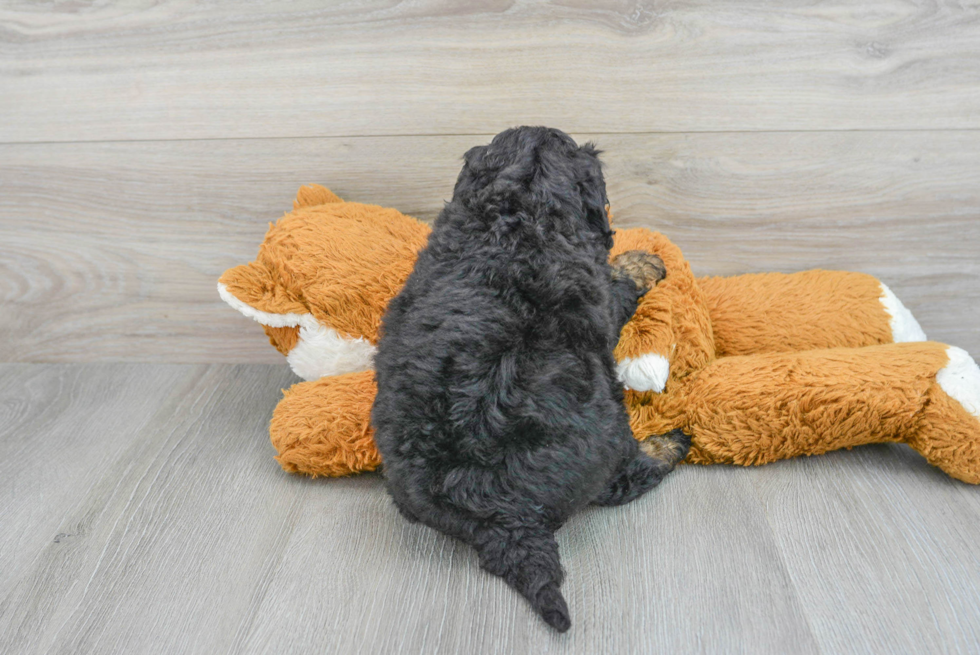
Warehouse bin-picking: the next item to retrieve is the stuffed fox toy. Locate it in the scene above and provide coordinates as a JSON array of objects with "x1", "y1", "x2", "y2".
[{"x1": 219, "y1": 185, "x2": 980, "y2": 484}]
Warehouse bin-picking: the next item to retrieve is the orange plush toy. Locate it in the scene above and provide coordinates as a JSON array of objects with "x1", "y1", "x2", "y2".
[{"x1": 219, "y1": 185, "x2": 980, "y2": 484}]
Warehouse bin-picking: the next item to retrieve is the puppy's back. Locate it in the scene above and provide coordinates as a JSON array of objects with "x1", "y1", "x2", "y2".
[{"x1": 372, "y1": 127, "x2": 631, "y2": 632}]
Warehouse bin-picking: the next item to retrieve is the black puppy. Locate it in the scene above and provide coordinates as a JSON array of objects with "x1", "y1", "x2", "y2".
[{"x1": 372, "y1": 127, "x2": 689, "y2": 632}]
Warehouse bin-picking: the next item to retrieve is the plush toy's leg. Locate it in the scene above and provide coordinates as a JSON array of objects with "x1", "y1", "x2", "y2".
[
  {"x1": 609, "y1": 250, "x2": 666, "y2": 333},
  {"x1": 698, "y1": 270, "x2": 926, "y2": 357},
  {"x1": 269, "y1": 370, "x2": 380, "y2": 477},
  {"x1": 643, "y1": 342, "x2": 980, "y2": 483}
]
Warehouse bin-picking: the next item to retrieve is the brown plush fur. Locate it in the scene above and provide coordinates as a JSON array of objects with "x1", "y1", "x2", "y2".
[
  {"x1": 271, "y1": 371, "x2": 380, "y2": 476},
  {"x1": 222, "y1": 186, "x2": 429, "y2": 345},
  {"x1": 220, "y1": 186, "x2": 980, "y2": 484},
  {"x1": 700, "y1": 271, "x2": 893, "y2": 357},
  {"x1": 635, "y1": 342, "x2": 952, "y2": 464}
]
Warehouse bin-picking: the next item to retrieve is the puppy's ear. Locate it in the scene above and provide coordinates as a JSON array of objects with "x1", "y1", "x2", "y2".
[
  {"x1": 454, "y1": 145, "x2": 489, "y2": 198},
  {"x1": 583, "y1": 197, "x2": 613, "y2": 250},
  {"x1": 579, "y1": 141, "x2": 602, "y2": 159},
  {"x1": 578, "y1": 143, "x2": 613, "y2": 248},
  {"x1": 463, "y1": 144, "x2": 487, "y2": 168}
]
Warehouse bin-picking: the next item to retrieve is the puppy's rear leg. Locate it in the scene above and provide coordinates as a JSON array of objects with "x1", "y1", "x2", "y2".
[
  {"x1": 390, "y1": 495, "x2": 420, "y2": 523},
  {"x1": 474, "y1": 520, "x2": 570, "y2": 632},
  {"x1": 593, "y1": 428, "x2": 690, "y2": 507}
]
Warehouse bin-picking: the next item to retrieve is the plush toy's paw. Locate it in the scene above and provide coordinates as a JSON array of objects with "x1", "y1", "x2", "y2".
[
  {"x1": 611, "y1": 250, "x2": 666, "y2": 292},
  {"x1": 270, "y1": 371, "x2": 381, "y2": 477},
  {"x1": 617, "y1": 353, "x2": 670, "y2": 393}
]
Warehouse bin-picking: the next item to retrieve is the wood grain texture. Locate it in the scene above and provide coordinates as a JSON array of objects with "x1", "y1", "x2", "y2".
[
  {"x1": 0, "y1": 364, "x2": 198, "y2": 597},
  {"x1": 2, "y1": 1, "x2": 980, "y2": 142},
  {"x1": 1, "y1": 363, "x2": 978, "y2": 654},
  {"x1": 1, "y1": 131, "x2": 977, "y2": 363},
  {"x1": 746, "y1": 445, "x2": 980, "y2": 655},
  {"x1": 0, "y1": 363, "x2": 300, "y2": 654},
  {"x1": 3, "y1": 2, "x2": 979, "y2": 652},
  {"x1": 238, "y1": 466, "x2": 817, "y2": 655}
]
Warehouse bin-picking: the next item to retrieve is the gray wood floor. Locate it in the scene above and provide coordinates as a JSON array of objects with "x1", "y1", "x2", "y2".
[
  {"x1": 3, "y1": 1, "x2": 980, "y2": 653},
  {"x1": 1, "y1": 363, "x2": 978, "y2": 655}
]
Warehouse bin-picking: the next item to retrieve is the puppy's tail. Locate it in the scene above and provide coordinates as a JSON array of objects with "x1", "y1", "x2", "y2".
[{"x1": 474, "y1": 520, "x2": 570, "y2": 632}]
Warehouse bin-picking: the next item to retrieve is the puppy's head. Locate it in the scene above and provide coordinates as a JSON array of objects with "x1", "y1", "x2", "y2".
[{"x1": 453, "y1": 126, "x2": 612, "y2": 248}]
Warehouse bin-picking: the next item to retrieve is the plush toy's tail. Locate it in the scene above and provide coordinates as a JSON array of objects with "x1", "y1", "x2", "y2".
[
  {"x1": 907, "y1": 345, "x2": 980, "y2": 484},
  {"x1": 698, "y1": 270, "x2": 926, "y2": 357},
  {"x1": 474, "y1": 521, "x2": 570, "y2": 632}
]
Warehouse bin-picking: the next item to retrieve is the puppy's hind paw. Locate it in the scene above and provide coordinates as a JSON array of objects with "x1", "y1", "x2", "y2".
[
  {"x1": 639, "y1": 428, "x2": 691, "y2": 469},
  {"x1": 593, "y1": 430, "x2": 690, "y2": 507},
  {"x1": 611, "y1": 250, "x2": 667, "y2": 292}
]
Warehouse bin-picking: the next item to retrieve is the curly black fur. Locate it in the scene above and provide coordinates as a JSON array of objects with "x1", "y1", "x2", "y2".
[{"x1": 371, "y1": 127, "x2": 686, "y2": 632}]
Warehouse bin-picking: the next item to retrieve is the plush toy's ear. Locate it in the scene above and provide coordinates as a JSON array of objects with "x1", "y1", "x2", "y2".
[
  {"x1": 218, "y1": 260, "x2": 307, "y2": 319},
  {"x1": 294, "y1": 184, "x2": 342, "y2": 210}
]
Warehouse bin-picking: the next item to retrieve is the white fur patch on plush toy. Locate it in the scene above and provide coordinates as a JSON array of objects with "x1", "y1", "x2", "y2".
[
  {"x1": 617, "y1": 353, "x2": 670, "y2": 393},
  {"x1": 937, "y1": 346, "x2": 980, "y2": 419},
  {"x1": 879, "y1": 282, "x2": 927, "y2": 343},
  {"x1": 218, "y1": 282, "x2": 376, "y2": 380},
  {"x1": 287, "y1": 321, "x2": 376, "y2": 380}
]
